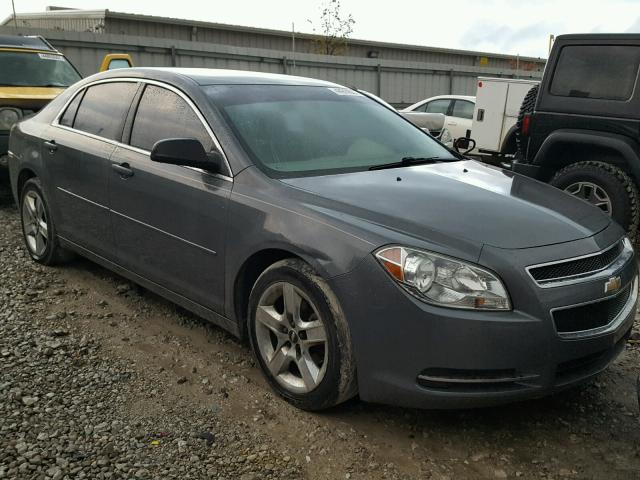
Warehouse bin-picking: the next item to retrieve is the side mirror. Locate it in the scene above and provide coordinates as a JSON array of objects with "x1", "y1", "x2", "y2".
[{"x1": 150, "y1": 138, "x2": 223, "y2": 173}]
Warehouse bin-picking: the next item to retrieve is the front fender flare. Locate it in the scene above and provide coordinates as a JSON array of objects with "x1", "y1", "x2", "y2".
[{"x1": 533, "y1": 129, "x2": 640, "y2": 180}]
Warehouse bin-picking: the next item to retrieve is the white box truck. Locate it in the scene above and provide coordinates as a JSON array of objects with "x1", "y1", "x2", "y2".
[{"x1": 471, "y1": 77, "x2": 539, "y2": 158}]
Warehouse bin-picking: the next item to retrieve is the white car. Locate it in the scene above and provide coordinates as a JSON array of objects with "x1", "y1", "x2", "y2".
[{"x1": 401, "y1": 95, "x2": 475, "y2": 142}]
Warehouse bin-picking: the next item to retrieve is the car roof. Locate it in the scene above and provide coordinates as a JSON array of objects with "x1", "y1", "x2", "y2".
[
  {"x1": 418, "y1": 95, "x2": 476, "y2": 103},
  {"x1": 96, "y1": 67, "x2": 343, "y2": 87},
  {"x1": 0, "y1": 34, "x2": 57, "y2": 52}
]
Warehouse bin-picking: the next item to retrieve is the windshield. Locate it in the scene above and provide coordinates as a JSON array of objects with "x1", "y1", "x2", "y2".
[
  {"x1": 206, "y1": 85, "x2": 456, "y2": 177},
  {"x1": 0, "y1": 51, "x2": 81, "y2": 87}
]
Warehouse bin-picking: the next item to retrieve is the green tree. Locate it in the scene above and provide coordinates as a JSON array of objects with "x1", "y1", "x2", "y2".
[{"x1": 308, "y1": 0, "x2": 355, "y2": 56}]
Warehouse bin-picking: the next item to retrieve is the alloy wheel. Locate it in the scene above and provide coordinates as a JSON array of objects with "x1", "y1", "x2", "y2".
[
  {"x1": 254, "y1": 282, "x2": 329, "y2": 393},
  {"x1": 564, "y1": 181, "x2": 613, "y2": 215},
  {"x1": 22, "y1": 190, "x2": 49, "y2": 257}
]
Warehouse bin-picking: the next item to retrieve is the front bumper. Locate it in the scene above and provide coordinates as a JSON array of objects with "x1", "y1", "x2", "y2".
[{"x1": 330, "y1": 228, "x2": 637, "y2": 409}]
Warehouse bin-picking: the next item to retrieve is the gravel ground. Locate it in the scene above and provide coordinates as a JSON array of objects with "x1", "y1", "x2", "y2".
[{"x1": 1, "y1": 177, "x2": 640, "y2": 480}]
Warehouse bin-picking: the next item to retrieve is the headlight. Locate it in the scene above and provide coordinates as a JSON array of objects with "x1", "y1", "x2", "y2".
[
  {"x1": 439, "y1": 128, "x2": 454, "y2": 148},
  {"x1": 375, "y1": 246, "x2": 511, "y2": 310},
  {"x1": 0, "y1": 108, "x2": 22, "y2": 130}
]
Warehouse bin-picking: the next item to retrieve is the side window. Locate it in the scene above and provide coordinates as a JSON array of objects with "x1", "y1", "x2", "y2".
[
  {"x1": 411, "y1": 102, "x2": 428, "y2": 112},
  {"x1": 73, "y1": 82, "x2": 138, "y2": 140},
  {"x1": 424, "y1": 99, "x2": 451, "y2": 115},
  {"x1": 130, "y1": 85, "x2": 213, "y2": 152},
  {"x1": 59, "y1": 90, "x2": 83, "y2": 127},
  {"x1": 451, "y1": 100, "x2": 474, "y2": 120},
  {"x1": 550, "y1": 45, "x2": 640, "y2": 101}
]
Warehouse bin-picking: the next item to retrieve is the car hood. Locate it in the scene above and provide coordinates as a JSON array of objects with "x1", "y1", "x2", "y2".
[
  {"x1": 0, "y1": 86, "x2": 65, "y2": 109},
  {"x1": 280, "y1": 160, "x2": 611, "y2": 250}
]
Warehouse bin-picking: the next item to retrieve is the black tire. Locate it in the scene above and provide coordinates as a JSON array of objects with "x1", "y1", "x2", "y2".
[
  {"x1": 247, "y1": 258, "x2": 357, "y2": 411},
  {"x1": 550, "y1": 161, "x2": 639, "y2": 239},
  {"x1": 515, "y1": 84, "x2": 539, "y2": 156},
  {"x1": 19, "y1": 178, "x2": 73, "y2": 265}
]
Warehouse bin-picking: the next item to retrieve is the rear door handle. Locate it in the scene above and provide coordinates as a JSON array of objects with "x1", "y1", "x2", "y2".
[
  {"x1": 111, "y1": 162, "x2": 134, "y2": 178},
  {"x1": 44, "y1": 140, "x2": 57, "y2": 153}
]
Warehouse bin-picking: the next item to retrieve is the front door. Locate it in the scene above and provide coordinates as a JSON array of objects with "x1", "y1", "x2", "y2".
[{"x1": 108, "y1": 83, "x2": 231, "y2": 312}]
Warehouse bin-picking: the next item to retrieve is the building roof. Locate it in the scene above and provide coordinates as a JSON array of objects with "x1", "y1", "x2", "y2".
[
  {"x1": 3, "y1": 8, "x2": 546, "y2": 63},
  {"x1": 0, "y1": 34, "x2": 56, "y2": 51}
]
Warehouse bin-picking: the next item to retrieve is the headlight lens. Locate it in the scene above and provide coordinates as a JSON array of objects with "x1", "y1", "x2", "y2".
[
  {"x1": 0, "y1": 108, "x2": 21, "y2": 130},
  {"x1": 375, "y1": 246, "x2": 511, "y2": 310},
  {"x1": 439, "y1": 128, "x2": 454, "y2": 148}
]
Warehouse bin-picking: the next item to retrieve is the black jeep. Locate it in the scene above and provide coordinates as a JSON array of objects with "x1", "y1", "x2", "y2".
[{"x1": 513, "y1": 34, "x2": 640, "y2": 238}]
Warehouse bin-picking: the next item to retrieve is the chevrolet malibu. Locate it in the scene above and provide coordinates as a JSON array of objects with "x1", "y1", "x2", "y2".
[{"x1": 8, "y1": 68, "x2": 638, "y2": 411}]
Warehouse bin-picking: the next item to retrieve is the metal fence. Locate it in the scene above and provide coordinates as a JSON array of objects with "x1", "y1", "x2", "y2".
[{"x1": 0, "y1": 26, "x2": 543, "y2": 106}]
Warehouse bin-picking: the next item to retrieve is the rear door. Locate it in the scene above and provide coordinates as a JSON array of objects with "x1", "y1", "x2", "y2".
[
  {"x1": 47, "y1": 81, "x2": 139, "y2": 258},
  {"x1": 108, "y1": 83, "x2": 232, "y2": 312},
  {"x1": 450, "y1": 99, "x2": 475, "y2": 140},
  {"x1": 472, "y1": 80, "x2": 509, "y2": 151}
]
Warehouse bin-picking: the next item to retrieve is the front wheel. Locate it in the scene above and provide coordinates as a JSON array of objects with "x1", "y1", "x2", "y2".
[
  {"x1": 550, "y1": 161, "x2": 639, "y2": 239},
  {"x1": 248, "y1": 259, "x2": 357, "y2": 411}
]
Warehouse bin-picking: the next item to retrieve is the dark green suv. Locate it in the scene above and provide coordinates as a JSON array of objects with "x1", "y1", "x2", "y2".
[{"x1": 513, "y1": 34, "x2": 640, "y2": 238}]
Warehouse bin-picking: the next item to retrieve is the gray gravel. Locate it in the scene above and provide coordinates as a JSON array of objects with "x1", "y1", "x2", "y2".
[{"x1": 0, "y1": 200, "x2": 302, "y2": 479}]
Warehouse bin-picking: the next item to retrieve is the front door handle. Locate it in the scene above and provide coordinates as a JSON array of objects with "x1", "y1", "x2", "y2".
[
  {"x1": 111, "y1": 162, "x2": 134, "y2": 178},
  {"x1": 44, "y1": 140, "x2": 57, "y2": 153}
]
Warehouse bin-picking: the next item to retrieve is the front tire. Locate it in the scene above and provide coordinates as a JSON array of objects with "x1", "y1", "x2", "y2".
[
  {"x1": 248, "y1": 259, "x2": 357, "y2": 411},
  {"x1": 550, "y1": 161, "x2": 639, "y2": 239},
  {"x1": 20, "y1": 178, "x2": 72, "y2": 265}
]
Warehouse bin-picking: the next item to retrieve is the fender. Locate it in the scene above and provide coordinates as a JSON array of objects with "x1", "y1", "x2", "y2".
[{"x1": 533, "y1": 129, "x2": 640, "y2": 180}]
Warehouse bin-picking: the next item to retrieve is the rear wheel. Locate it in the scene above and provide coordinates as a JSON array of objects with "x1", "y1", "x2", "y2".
[
  {"x1": 248, "y1": 259, "x2": 357, "y2": 411},
  {"x1": 20, "y1": 178, "x2": 73, "y2": 265},
  {"x1": 550, "y1": 161, "x2": 639, "y2": 239}
]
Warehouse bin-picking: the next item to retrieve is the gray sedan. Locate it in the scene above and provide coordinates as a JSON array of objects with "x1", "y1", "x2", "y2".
[{"x1": 8, "y1": 68, "x2": 638, "y2": 411}]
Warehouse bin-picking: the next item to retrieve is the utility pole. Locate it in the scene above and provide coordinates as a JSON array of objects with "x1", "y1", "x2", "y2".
[
  {"x1": 291, "y1": 22, "x2": 296, "y2": 71},
  {"x1": 11, "y1": 0, "x2": 18, "y2": 27}
]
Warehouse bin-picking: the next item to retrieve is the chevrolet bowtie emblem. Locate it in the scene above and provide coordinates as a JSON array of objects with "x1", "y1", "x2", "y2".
[{"x1": 604, "y1": 276, "x2": 622, "y2": 294}]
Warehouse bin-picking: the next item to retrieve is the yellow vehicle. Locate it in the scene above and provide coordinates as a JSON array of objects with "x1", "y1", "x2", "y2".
[{"x1": 0, "y1": 35, "x2": 132, "y2": 166}]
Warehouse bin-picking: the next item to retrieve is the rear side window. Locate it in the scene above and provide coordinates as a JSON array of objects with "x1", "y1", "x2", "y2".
[
  {"x1": 550, "y1": 45, "x2": 640, "y2": 101},
  {"x1": 59, "y1": 90, "x2": 83, "y2": 127},
  {"x1": 130, "y1": 85, "x2": 213, "y2": 152},
  {"x1": 452, "y1": 100, "x2": 474, "y2": 120},
  {"x1": 424, "y1": 99, "x2": 451, "y2": 114},
  {"x1": 73, "y1": 82, "x2": 138, "y2": 140}
]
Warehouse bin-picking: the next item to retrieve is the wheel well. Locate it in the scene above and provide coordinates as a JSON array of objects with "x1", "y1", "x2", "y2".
[
  {"x1": 233, "y1": 249, "x2": 303, "y2": 338},
  {"x1": 538, "y1": 143, "x2": 633, "y2": 183},
  {"x1": 16, "y1": 168, "x2": 36, "y2": 198}
]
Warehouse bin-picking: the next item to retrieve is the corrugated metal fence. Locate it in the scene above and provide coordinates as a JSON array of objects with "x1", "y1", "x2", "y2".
[{"x1": 0, "y1": 26, "x2": 543, "y2": 106}]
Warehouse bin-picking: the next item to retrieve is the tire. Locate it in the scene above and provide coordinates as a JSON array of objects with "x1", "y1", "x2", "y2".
[
  {"x1": 247, "y1": 258, "x2": 357, "y2": 411},
  {"x1": 19, "y1": 178, "x2": 73, "y2": 265},
  {"x1": 515, "y1": 84, "x2": 539, "y2": 156},
  {"x1": 550, "y1": 161, "x2": 639, "y2": 239}
]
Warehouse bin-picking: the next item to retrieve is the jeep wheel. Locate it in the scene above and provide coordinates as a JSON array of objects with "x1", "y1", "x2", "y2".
[
  {"x1": 248, "y1": 259, "x2": 357, "y2": 411},
  {"x1": 550, "y1": 161, "x2": 639, "y2": 239},
  {"x1": 516, "y1": 84, "x2": 539, "y2": 156}
]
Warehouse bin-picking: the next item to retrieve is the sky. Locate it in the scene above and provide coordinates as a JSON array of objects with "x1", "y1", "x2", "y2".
[{"x1": 2, "y1": 0, "x2": 640, "y2": 58}]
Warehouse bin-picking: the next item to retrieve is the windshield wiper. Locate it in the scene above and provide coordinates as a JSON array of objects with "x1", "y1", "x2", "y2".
[{"x1": 368, "y1": 156, "x2": 457, "y2": 171}]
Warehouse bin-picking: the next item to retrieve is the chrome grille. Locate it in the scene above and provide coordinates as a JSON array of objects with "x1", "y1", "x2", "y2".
[{"x1": 528, "y1": 241, "x2": 623, "y2": 285}]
